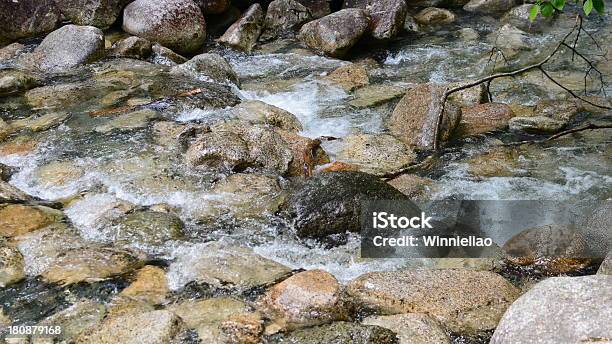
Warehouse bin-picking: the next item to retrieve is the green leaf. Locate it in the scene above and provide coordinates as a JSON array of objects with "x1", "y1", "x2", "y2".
[
  {"x1": 541, "y1": 2, "x2": 555, "y2": 16},
  {"x1": 592, "y1": 0, "x2": 605, "y2": 14},
  {"x1": 583, "y1": 0, "x2": 593, "y2": 15},
  {"x1": 551, "y1": 0, "x2": 566, "y2": 10},
  {"x1": 529, "y1": 4, "x2": 541, "y2": 21}
]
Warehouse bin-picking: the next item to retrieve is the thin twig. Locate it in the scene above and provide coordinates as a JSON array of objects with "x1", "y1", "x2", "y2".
[{"x1": 504, "y1": 123, "x2": 612, "y2": 146}]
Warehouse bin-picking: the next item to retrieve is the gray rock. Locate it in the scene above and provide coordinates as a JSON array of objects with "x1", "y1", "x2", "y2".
[
  {"x1": 598, "y1": 252, "x2": 611, "y2": 275},
  {"x1": 463, "y1": 0, "x2": 518, "y2": 14},
  {"x1": 232, "y1": 100, "x2": 303, "y2": 131},
  {"x1": 367, "y1": 0, "x2": 408, "y2": 40},
  {"x1": 502, "y1": 4, "x2": 553, "y2": 32},
  {"x1": 362, "y1": 313, "x2": 451, "y2": 344},
  {"x1": 502, "y1": 224, "x2": 592, "y2": 261},
  {"x1": 150, "y1": 43, "x2": 188, "y2": 66},
  {"x1": 457, "y1": 28, "x2": 479, "y2": 41},
  {"x1": 170, "y1": 53, "x2": 240, "y2": 86},
  {"x1": 508, "y1": 116, "x2": 566, "y2": 134},
  {"x1": 122, "y1": 0, "x2": 206, "y2": 54},
  {"x1": 488, "y1": 24, "x2": 534, "y2": 51},
  {"x1": 582, "y1": 202, "x2": 612, "y2": 258},
  {"x1": 263, "y1": 0, "x2": 312, "y2": 39},
  {"x1": 491, "y1": 275, "x2": 612, "y2": 344},
  {"x1": 336, "y1": 134, "x2": 417, "y2": 176},
  {"x1": 185, "y1": 130, "x2": 251, "y2": 171},
  {"x1": 280, "y1": 171, "x2": 408, "y2": 239},
  {"x1": 0, "y1": 70, "x2": 39, "y2": 96},
  {"x1": 113, "y1": 210, "x2": 185, "y2": 246},
  {"x1": 218, "y1": 4, "x2": 264, "y2": 52},
  {"x1": 20, "y1": 25, "x2": 105, "y2": 73},
  {"x1": 388, "y1": 83, "x2": 461, "y2": 150},
  {"x1": 298, "y1": 9, "x2": 371, "y2": 58},
  {"x1": 110, "y1": 36, "x2": 153, "y2": 59},
  {"x1": 0, "y1": 43, "x2": 27, "y2": 64},
  {"x1": 414, "y1": 7, "x2": 456, "y2": 25},
  {"x1": 94, "y1": 109, "x2": 160, "y2": 133},
  {"x1": 54, "y1": 0, "x2": 126, "y2": 28},
  {"x1": 0, "y1": 0, "x2": 60, "y2": 44},
  {"x1": 297, "y1": 0, "x2": 332, "y2": 18},
  {"x1": 38, "y1": 300, "x2": 107, "y2": 342},
  {"x1": 270, "y1": 322, "x2": 399, "y2": 344}
]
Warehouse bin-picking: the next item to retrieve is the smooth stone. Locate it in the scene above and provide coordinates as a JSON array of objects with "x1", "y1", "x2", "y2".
[
  {"x1": 119, "y1": 265, "x2": 169, "y2": 305},
  {"x1": 463, "y1": 0, "x2": 518, "y2": 14},
  {"x1": 0, "y1": 70, "x2": 39, "y2": 96},
  {"x1": 0, "y1": 0, "x2": 60, "y2": 44},
  {"x1": 94, "y1": 109, "x2": 160, "y2": 133},
  {"x1": 362, "y1": 313, "x2": 451, "y2": 344},
  {"x1": 269, "y1": 322, "x2": 398, "y2": 344},
  {"x1": 501, "y1": 4, "x2": 553, "y2": 32},
  {"x1": 324, "y1": 63, "x2": 369, "y2": 92},
  {"x1": 414, "y1": 7, "x2": 456, "y2": 25},
  {"x1": 0, "y1": 204, "x2": 63, "y2": 238},
  {"x1": 263, "y1": 0, "x2": 312, "y2": 39},
  {"x1": 349, "y1": 84, "x2": 407, "y2": 109},
  {"x1": 488, "y1": 24, "x2": 534, "y2": 52},
  {"x1": 0, "y1": 240, "x2": 26, "y2": 287},
  {"x1": 170, "y1": 53, "x2": 240, "y2": 86},
  {"x1": 109, "y1": 36, "x2": 153, "y2": 59},
  {"x1": 38, "y1": 300, "x2": 107, "y2": 343},
  {"x1": 336, "y1": 134, "x2": 417, "y2": 176},
  {"x1": 367, "y1": 0, "x2": 408, "y2": 40},
  {"x1": 218, "y1": 4, "x2": 264, "y2": 52},
  {"x1": 233, "y1": 100, "x2": 303, "y2": 132},
  {"x1": 55, "y1": 0, "x2": 125, "y2": 28},
  {"x1": 459, "y1": 103, "x2": 514, "y2": 136}
]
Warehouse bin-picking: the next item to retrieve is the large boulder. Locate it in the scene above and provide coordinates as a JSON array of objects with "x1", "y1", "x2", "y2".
[
  {"x1": 298, "y1": 9, "x2": 371, "y2": 58},
  {"x1": 367, "y1": 0, "x2": 408, "y2": 40},
  {"x1": 263, "y1": 0, "x2": 312, "y2": 39},
  {"x1": 280, "y1": 171, "x2": 408, "y2": 239},
  {"x1": 388, "y1": 83, "x2": 461, "y2": 150},
  {"x1": 170, "y1": 53, "x2": 240, "y2": 85},
  {"x1": 347, "y1": 269, "x2": 521, "y2": 333},
  {"x1": 122, "y1": 0, "x2": 207, "y2": 54},
  {"x1": 54, "y1": 0, "x2": 126, "y2": 28},
  {"x1": 336, "y1": 134, "x2": 417, "y2": 176},
  {"x1": 258, "y1": 269, "x2": 348, "y2": 333},
  {"x1": 19, "y1": 25, "x2": 105, "y2": 73},
  {"x1": 491, "y1": 275, "x2": 612, "y2": 344},
  {"x1": 458, "y1": 103, "x2": 514, "y2": 136},
  {"x1": 582, "y1": 202, "x2": 612, "y2": 258},
  {"x1": 218, "y1": 3, "x2": 264, "y2": 52},
  {"x1": 0, "y1": 0, "x2": 60, "y2": 44},
  {"x1": 269, "y1": 322, "x2": 398, "y2": 344},
  {"x1": 463, "y1": 0, "x2": 518, "y2": 14}
]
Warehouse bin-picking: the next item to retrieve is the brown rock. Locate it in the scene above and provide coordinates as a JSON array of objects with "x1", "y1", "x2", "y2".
[
  {"x1": 387, "y1": 174, "x2": 434, "y2": 199},
  {"x1": 316, "y1": 161, "x2": 360, "y2": 173},
  {"x1": 278, "y1": 130, "x2": 329, "y2": 177},
  {"x1": 0, "y1": 204, "x2": 62, "y2": 238},
  {"x1": 467, "y1": 147, "x2": 520, "y2": 177},
  {"x1": 0, "y1": 240, "x2": 26, "y2": 287},
  {"x1": 219, "y1": 4, "x2": 264, "y2": 52},
  {"x1": 109, "y1": 36, "x2": 153, "y2": 59},
  {"x1": 194, "y1": 0, "x2": 230, "y2": 14},
  {"x1": 233, "y1": 100, "x2": 303, "y2": 131},
  {"x1": 0, "y1": 136, "x2": 39, "y2": 156},
  {"x1": 336, "y1": 134, "x2": 417, "y2": 176},
  {"x1": 220, "y1": 313, "x2": 264, "y2": 344},
  {"x1": 414, "y1": 7, "x2": 456, "y2": 25},
  {"x1": 120, "y1": 265, "x2": 169, "y2": 305},
  {"x1": 367, "y1": 0, "x2": 408, "y2": 40},
  {"x1": 324, "y1": 64, "x2": 369, "y2": 92},
  {"x1": 362, "y1": 313, "x2": 451, "y2": 344},
  {"x1": 459, "y1": 103, "x2": 514, "y2": 136}
]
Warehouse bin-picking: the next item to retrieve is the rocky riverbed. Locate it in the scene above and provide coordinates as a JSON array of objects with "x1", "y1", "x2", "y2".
[{"x1": 0, "y1": 0, "x2": 611, "y2": 343}]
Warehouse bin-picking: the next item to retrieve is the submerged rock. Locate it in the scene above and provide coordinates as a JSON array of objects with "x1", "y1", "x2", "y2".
[
  {"x1": 219, "y1": 4, "x2": 264, "y2": 52},
  {"x1": 263, "y1": 0, "x2": 312, "y2": 39},
  {"x1": 233, "y1": 100, "x2": 303, "y2": 132},
  {"x1": 488, "y1": 24, "x2": 534, "y2": 52},
  {"x1": 491, "y1": 275, "x2": 612, "y2": 343},
  {"x1": 362, "y1": 313, "x2": 451, "y2": 344},
  {"x1": 298, "y1": 9, "x2": 371, "y2": 58},
  {"x1": 463, "y1": 0, "x2": 518, "y2": 14},
  {"x1": 467, "y1": 147, "x2": 520, "y2": 177},
  {"x1": 414, "y1": 7, "x2": 456, "y2": 25},
  {"x1": 94, "y1": 109, "x2": 160, "y2": 133},
  {"x1": 122, "y1": 0, "x2": 207, "y2": 54},
  {"x1": 55, "y1": 0, "x2": 126, "y2": 28},
  {"x1": 0, "y1": 0, "x2": 60, "y2": 44},
  {"x1": 10, "y1": 112, "x2": 71, "y2": 133},
  {"x1": 347, "y1": 269, "x2": 520, "y2": 333},
  {"x1": 76, "y1": 310, "x2": 184, "y2": 344},
  {"x1": 388, "y1": 83, "x2": 461, "y2": 150},
  {"x1": 336, "y1": 134, "x2": 417, "y2": 176},
  {"x1": 324, "y1": 63, "x2": 369, "y2": 92},
  {"x1": 0, "y1": 240, "x2": 26, "y2": 287},
  {"x1": 170, "y1": 53, "x2": 240, "y2": 85},
  {"x1": 0, "y1": 70, "x2": 39, "y2": 96},
  {"x1": 459, "y1": 103, "x2": 514, "y2": 136},
  {"x1": 280, "y1": 171, "x2": 408, "y2": 239},
  {"x1": 19, "y1": 25, "x2": 105, "y2": 73},
  {"x1": 349, "y1": 84, "x2": 407, "y2": 109},
  {"x1": 269, "y1": 322, "x2": 399, "y2": 344},
  {"x1": 502, "y1": 4, "x2": 553, "y2": 32},
  {"x1": 258, "y1": 269, "x2": 348, "y2": 333},
  {"x1": 367, "y1": 0, "x2": 408, "y2": 40},
  {"x1": 113, "y1": 210, "x2": 185, "y2": 246},
  {"x1": 508, "y1": 116, "x2": 566, "y2": 134}
]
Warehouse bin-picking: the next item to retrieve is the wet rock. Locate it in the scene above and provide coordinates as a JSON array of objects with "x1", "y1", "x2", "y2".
[
  {"x1": 387, "y1": 174, "x2": 435, "y2": 199},
  {"x1": 280, "y1": 171, "x2": 408, "y2": 239},
  {"x1": 347, "y1": 269, "x2": 520, "y2": 333},
  {"x1": 467, "y1": 147, "x2": 520, "y2": 177},
  {"x1": 270, "y1": 322, "x2": 399, "y2": 344},
  {"x1": 0, "y1": 135, "x2": 39, "y2": 156},
  {"x1": 219, "y1": 4, "x2": 264, "y2": 52},
  {"x1": 491, "y1": 275, "x2": 612, "y2": 343},
  {"x1": 598, "y1": 252, "x2": 611, "y2": 275},
  {"x1": 42, "y1": 246, "x2": 144, "y2": 285},
  {"x1": 258, "y1": 269, "x2": 347, "y2": 333},
  {"x1": 186, "y1": 130, "x2": 251, "y2": 171},
  {"x1": 367, "y1": 0, "x2": 408, "y2": 40},
  {"x1": 463, "y1": 0, "x2": 518, "y2": 14},
  {"x1": 168, "y1": 242, "x2": 292, "y2": 290},
  {"x1": 502, "y1": 4, "x2": 553, "y2": 32},
  {"x1": 0, "y1": 181, "x2": 35, "y2": 203},
  {"x1": 0, "y1": 240, "x2": 26, "y2": 287},
  {"x1": 10, "y1": 112, "x2": 71, "y2": 133},
  {"x1": 33, "y1": 160, "x2": 84, "y2": 188},
  {"x1": 38, "y1": 300, "x2": 107, "y2": 342},
  {"x1": 508, "y1": 116, "x2": 566, "y2": 134},
  {"x1": 20, "y1": 25, "x2": 105, "y2": 73},
  {"x1": 220, "y1": 312, "x2": 264, "y2": 344},
  {"x1": 488, "y1": 24, "x2": 533, "y2": 52},
  {"x1": 122, "y1": 0, "x2": 207, "y2": 54},
  {"x1": 24, "y1": 81, "x2": 96, "y2": 110},
  {"x1": 109, "y1": 36, "x2": 153, "y2": 59},
  {"x1": 0, "y1": 70, "x2": 39, "y2": 96},
  {"x1": 414, "y1": 7, "x2": 456, "y2": 25},
  {"x1": 0, "y1": 43, "x2": 26, "y2": 63},
  {"x1": 459, "y1": 103, "x2": 514, "y2": 136},
  {"x1": 194, "y1": 0, "x2": 231, "y2": 14},
  {"x1": 533, "y1": 99, "x2": 579, "y2": 123},
  {"x1": 388, "y1": 83, "x2": 461, "y2": 150},
  {"x1": 152, "y1": 121, "x2": 206, "y2": 149},
  {"x1": 448, "y1": 83, "x2": 488, "y2": 108},
  {"x1": 105, "y1": 295, "x2": 156, "y2": 318},
  {"x1": 233, "y1": 100, "x2": 303, "y2": 132},
  {"x1": 298, "y1": 9, "x2": 371, "y2": 58},
  {"x1": 55, "y1": 0, "x2": 126, "y2": 28},
  {"x1": 337, "y1": 134, "x2": 417, "y2": 176},
  {"x1": 150, "y1": 43, "x2": 188, "y2": 65},
  {"x1": 278, "y1": 130, "x2": 329, "y2": 177},
  {"x1": 324, "y1": 64, "x2": 369, "y2": 92},
  {"x1": 457, "y1": 28, "x2": 479, "y2": 41},
  {"x1": 0, "y1": 204, "x2": 63, "y2": 238},
  {"x1": 297, "y1": 0, "x2": 331, "y2": 18},
  {"x1": 168, "y1": 297, "x2": 251, "y2": 342},
  {"x1": 0, "y1": 118, "x2": 12, "y2": 142},
  {"x1": 582, "y1": 202, "x2": 611, "y2": 258},
  {"x1": 263, "y1": 0, "x2": 312, "y2": 39},
  {"x1": 0, "y1": 163, "x2": 12, "y2": 181},
  {"x1": 94, "y1": 109, "x2": 160, "y2": 133},
  {"x1": 349, "y1": 84, "x2": 407, "y2": 109},
  {"x1": 403, "y1": 15, "x2": 420, "y2": 33},
  {"x1": 171, "y1": 53, "x2": 240, "y2": 86},
  {"x1": 119, "y1": 265, "x2": 169, "y2": 305},
  {"x1": 362, "y1": 313, "x2": 451, "y2": 344},
  {"x1": 113, "y1": 210, "x2": 185, "y2": 246},
  {"x1": 503, "y1": 224, "x2": 592, "y2": 273},
  {"x1": 76, "y1": 310, "x2": 184, "y2": 344},
  {"x1": 0, "y1": 0, "x2": 60, "y2": 44}
]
